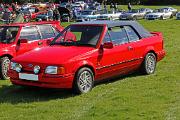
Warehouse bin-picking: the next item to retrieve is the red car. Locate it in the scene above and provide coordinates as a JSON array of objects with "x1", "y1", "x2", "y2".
[
  {"x1": 0, "y1": 21, "x2": 64, "y2": 79},
  {"x1": 9, "y1": 21, "x2": 165, "y2": 94}
]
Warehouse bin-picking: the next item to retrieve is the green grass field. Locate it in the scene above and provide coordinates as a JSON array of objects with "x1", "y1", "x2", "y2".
[{"x1": 0, "y1": 5, "x2": 180, "y2": 120}]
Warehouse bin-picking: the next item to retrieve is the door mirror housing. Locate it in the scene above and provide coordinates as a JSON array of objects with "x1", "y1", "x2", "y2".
[
  {"x1": 46, "y1": 39, "x2": 51, "y2": 45},
  {"x1": 103, "y1": 42, "x2": 113, "y2": 49},
  {"x1": 19, "y1": 39, "x2": 28, "y2": 44}
]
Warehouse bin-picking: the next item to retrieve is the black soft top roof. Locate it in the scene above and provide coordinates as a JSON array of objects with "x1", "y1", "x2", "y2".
[{"x1": 73, "y1": 20, "x2": 152, "y2": 38}]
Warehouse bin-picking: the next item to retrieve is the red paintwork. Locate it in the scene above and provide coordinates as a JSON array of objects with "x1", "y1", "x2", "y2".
[
  {"x1": 9, "y1": 24, "x2": 165, "y2": 89},
  {"x1": 24, "y1": 11, "x2": 47, "y2": 20},
  {"x1": 0, "y1": 21, "x2": 63, "y2": 61}
]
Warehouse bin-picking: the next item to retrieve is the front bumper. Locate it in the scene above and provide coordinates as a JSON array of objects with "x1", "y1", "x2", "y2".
[{"x1": 9, "y1": 70, "x2": 74, "y2": 89}]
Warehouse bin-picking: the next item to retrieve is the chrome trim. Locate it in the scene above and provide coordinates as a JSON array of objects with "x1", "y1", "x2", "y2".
[{"x1": 96, "y1": 57, "x2": 143, "y2": 70}]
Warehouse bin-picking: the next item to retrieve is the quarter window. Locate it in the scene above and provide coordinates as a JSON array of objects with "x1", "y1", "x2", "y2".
[
  {"x1": 124, "y1": 26, "x2": 140, "y2": 42},
  {"x1": 20, "y1": 26, "x2": 40, "y2": 41},
  {"x1": 38, "y1": 25, "x2": 56, "y2": 39},
  {"x1": 103, "y1": 27, "x2": 129, "y2": 45}
]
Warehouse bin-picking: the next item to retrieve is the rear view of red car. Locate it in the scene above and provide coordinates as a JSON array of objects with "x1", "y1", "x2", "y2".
[{"x1": 0, "y1": 21, "x2": 63, "y2": 79}]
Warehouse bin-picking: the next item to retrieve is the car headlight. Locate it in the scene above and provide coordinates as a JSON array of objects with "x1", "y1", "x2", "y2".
[
  {"x1": 11, "y1": 62, "x2": 17, "y2": 70},
  {"x1": 45, "y1": 66, "x2": 65, "y2": 75},
  {"x1": 11, "y1": 62, "x2": 22, "y2": 73},
  {"x1": 34, "y1": 65, "x2": 40, "y2": 74}
]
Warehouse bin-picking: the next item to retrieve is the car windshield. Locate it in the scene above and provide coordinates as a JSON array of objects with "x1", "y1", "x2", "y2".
[
  {"x1": 0, "y1": 26, "x2": 19, "y2": 43},
  {"x1": 129, "y1": 9, "x2": 138, "y2": 13},
  {"x1": 154, "y1": 9, "x2": 164, "y2": 13},
  {"x1": 81, "y1": 11, "x2": 93, "y2": 15},
  {"x1": 51, "y1": 25, "x2": 103, "y2": 47}
]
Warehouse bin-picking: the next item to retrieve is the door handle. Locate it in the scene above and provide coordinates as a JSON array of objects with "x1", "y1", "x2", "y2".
[
  {"x1": 38, "y1": 41, "x2": 43, "y2": 45},
  {"x1": 128, "y1": 46, "x2": 133, "y2": 51}
]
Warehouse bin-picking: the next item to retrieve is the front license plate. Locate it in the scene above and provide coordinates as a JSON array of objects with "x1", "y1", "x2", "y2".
[{"x1": 19, "y1": 73, "x2": 38, "y2": 81}]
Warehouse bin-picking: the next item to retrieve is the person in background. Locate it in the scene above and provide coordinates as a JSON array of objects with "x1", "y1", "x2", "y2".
[
  {"x1": 128, "y1": 2, "x2": 132, "y2": 11},
  {"x1": 53, "y1": 8, "x2": 60, "y2": 21},
  {"x1": 103, "y1": 0, "x2": 107, "y2": 13},
  {"x1": 110, "y1": 3, "x2": 114, "y2": 13},
  {"x1": 1, "y1": 6, "x2": 11, "y2": 24},
  {"x1": 13, "y1": 12, "x2": 24, "y2": 23},
  {"x1": 48, "y1": 8, "x2": 54, "y2": 20},
  {"x1": 115, "y1": 3, "x2": 118, "y2": 13},
  {"x1": 0, "y1": 3, "x2": 5, "y2": 11}
]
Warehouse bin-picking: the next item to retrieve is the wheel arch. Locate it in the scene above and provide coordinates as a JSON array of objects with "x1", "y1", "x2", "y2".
[
  {"x1": 144, "y1": 50, "x2": 157, "y2": 59},
  {"x1": 0, "y1": 54, "x2": 13, "y2": 59},
  {"x1": 74, "y1": 64, "x2": 96, "y2": 77}
]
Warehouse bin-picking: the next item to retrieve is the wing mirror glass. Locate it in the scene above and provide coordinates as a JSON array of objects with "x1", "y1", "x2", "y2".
[{"x1": 103, "y1": 42, "x2": 113, "y2": 49}]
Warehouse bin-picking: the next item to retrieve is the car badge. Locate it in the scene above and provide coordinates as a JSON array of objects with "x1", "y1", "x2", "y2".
[{"x1": 28, "y1": 64, "x2": 33, "y2": 67}]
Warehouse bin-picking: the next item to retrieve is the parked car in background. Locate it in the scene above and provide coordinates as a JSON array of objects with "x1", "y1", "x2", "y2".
[
  {"x1": 97, "y1": 11, "x2": 123, "y2": 20},
  {"x1": 176, "y1": 12, "x2": 180, "y2": 20},
  {"x1": 0, "y1": 21, "x2": 63, "y2": 80},
  {"x1": 20, "y1": 7, "x2": 47, "y2": 22},
  {"x1": 119, "y1": 9, "x2": 146, "y2": 20},
  {"x1": 139, "y1": 8, "x2": 153, "y2": 14},
  {"x1": 145, "y1": 9, "x2": 173, "y2": 20},
  {"x1": 75, "y1": 1, "x2": 86, "y2": 9},
  {"x1": 36, "y1": 12, "x2": 53, "y2": 21},
  {"x1": 161, "y1": 7, "x2": 177, "y2": 16},
  {"x1": 8, "y1": 21, "x2": 165, "y2": 94},
  {"x1": 76, "y1": 10, "x2": 100, "y2": 22}
]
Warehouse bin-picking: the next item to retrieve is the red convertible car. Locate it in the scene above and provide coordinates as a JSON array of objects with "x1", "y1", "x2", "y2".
[
  {"x1": 9, "y1": 21, "x2": 165, "y2": 94},
  {"x1": 0, "y1": 21, "x2": 64, "y2": 79}
]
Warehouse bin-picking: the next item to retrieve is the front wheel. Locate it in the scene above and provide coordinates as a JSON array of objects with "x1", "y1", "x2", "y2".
[
  {"x1": 73, "y1": 67, "x2": 94, "y2": 94},
  {"x1": 0, "y1": 57, "x2": 11, "y2": 80},
  {"x1": 141, "y1": 53, "x2": 156, "y2": 75},
  {"x1": 160, "y1": 16, "x2": 164, "y2": 20},
  {"x1": 132, "y1": 16, "x2": 137, "y2": 20}
]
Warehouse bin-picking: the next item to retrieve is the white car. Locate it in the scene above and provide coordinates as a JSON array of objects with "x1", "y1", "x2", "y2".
[
  {"x1": 145, "y1": 9, "x2": 173, "y2": 20},
  {"x1": 97, "y1": 11, "x2": 123, "y2": 20},
  {"x1": 161, "y1": 7, "x2": 178, "y2": 16},
  {"x1": 76, "y1": 10, "x2": 100, "y2": 22},
  {"x1": 75, "y1": 1, "x2": 86, "y2": 9},
  {"x1": 176, "y1": 12, "x2": 180, "y2": 20},
  {"x1": 119, "y1": 9, "x2": 147, "y2": 20}
]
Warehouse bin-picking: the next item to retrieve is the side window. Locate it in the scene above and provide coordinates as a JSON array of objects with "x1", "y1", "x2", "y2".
[
  {"x1": 124, "y1": 26, "x2": 140, "y2": 42},
  {"x1": 103, "y1": 32, "x2": 111, "y2": 43},
  {"x1": 38, "y1": 25, "x2": 56, "y2": 39},
  {"x1": 52, "y1": 26, "x2": 60, "y2": 36},
  {"x1": 20, "y1": 26, "x2": 40, "y2": 41},
  {"x1": 103, "y1": 27, "x2": 129, "y2": 45}
]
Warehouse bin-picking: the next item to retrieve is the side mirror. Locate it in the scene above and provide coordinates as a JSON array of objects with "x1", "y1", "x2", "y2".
[
  {"x1": 19, "y1": 39, "x2": 28, "y2": 44},
  {"x1": 103, "y1": 42, "x2": 113, "y2": 49},
  {"x1": 46, "y1": 39, "x2": 51, "y2": 45}
]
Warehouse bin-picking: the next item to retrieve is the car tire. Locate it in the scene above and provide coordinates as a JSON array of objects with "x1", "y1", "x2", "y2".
[
  {"x1": 170, "y1": 15, "x2": 173, "y2": 19},
  {"x1": 73, "y1": 67, "x2": 94, "y2": 94},
  {"x1": 160, "y1": 16, "x2": 164, "y2": 20},
  {"x1": 133, "y1": 16, "x2": 137, "y2": 20},
  {"x1": 141, "y1": 53, "x2": 156, "y2": 75},
  {"x1": 0, "y1": 57, "x2": 11, "y2": 80}
]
